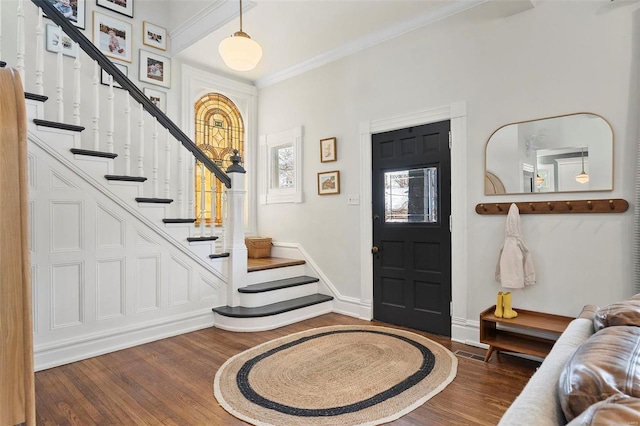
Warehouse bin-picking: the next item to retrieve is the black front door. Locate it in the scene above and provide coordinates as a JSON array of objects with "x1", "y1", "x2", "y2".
[{"x1": 372, "y1": 121, "x2": 452, "y2": 336}]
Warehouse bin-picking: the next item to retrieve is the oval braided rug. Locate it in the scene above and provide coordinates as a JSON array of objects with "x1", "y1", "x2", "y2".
[{"x1": 213, "y1": 325, "x2": 457, "y2": 426}]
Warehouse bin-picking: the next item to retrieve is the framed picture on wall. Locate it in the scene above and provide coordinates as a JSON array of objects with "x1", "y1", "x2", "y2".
[
  {"x1": 139, "y1": 50, "x2": 171, "y2": 88},
  {"x1": 318, "y1": 170, "x2": 340, "y2": 195},
  {"x1": 100, "y1": 62, "x2": 128, "y2": 89},
  {"x1": 96, "y1": 0, "x2": 133, "y2": 18},
  {"x1": 143, "y1": 87, "x2": 167, "y2": 113},
  {"x1": 45, "y1": 0, "x2": 86, "y2": 29},
  {"x1": 93, "y1": 11, "x2": 132, "y2": 62},
  {"x1": 45, "y1": 24, "x2": 78, "y2": 57},
  {"x1": 142, "y1": 21, "x2": 167, "y2": 51},
  {"x1": 320, "y1": 137, "x2": 337, "y2": 162}
]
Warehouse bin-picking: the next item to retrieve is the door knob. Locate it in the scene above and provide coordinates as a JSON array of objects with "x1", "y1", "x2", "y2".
[{"x1": 371, "y1": 246, "x2": 379, "y2": 254}]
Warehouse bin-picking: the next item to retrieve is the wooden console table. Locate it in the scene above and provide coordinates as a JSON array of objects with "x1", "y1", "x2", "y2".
[{"x1": 479, "y1": 306, "x2": 574, "y2": 362}]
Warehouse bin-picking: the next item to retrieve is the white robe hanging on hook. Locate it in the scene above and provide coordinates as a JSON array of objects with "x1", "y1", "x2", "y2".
[{"x1": 495, "y1": 203, "x2": 536, "y2": 288}]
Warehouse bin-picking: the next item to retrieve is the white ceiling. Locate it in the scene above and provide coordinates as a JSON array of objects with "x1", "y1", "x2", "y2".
[{"x1": 173, "y1": 0, "x2": 535, "y2": 88}]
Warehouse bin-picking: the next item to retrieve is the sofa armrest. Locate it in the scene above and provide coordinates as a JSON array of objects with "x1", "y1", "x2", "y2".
[
  {"x1": 497, "y1": 317, "x2": 595, "y2": 426},
  {"x1": 577, "y1": 304, "x2": 598, "y2": 321}
]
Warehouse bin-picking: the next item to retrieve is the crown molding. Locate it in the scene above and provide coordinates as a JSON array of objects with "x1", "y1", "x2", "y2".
[
  {"x1": 254, "y1": 0, "x2": 490, "y2": 89},
  {"x1": 170, "y1": 0, "x2": 257, "y2": 55}
]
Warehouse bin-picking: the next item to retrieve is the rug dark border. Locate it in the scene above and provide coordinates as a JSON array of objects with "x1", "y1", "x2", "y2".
[{"x1": 235, "y1": 329, "x2": 436, "y2": 417}]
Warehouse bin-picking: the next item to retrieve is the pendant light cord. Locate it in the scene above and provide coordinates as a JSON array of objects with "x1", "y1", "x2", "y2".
[{"x1": 239, "y1": 0, "x2": 243, "y2": 32}]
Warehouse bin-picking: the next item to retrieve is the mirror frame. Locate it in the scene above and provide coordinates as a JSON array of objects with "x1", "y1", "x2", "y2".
[{"x1": 484, "y1": 112, "x2": 614, "y2": 196}]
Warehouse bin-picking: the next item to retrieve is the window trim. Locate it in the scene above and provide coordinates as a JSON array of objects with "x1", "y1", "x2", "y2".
[{"x1": 259, "y1": 126, "x2": 303, "y2": 204}]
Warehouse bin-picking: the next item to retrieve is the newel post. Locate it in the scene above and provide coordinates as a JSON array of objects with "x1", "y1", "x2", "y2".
[{"x1": 225, "y1": 150, "x2": 247, "y2": 307}]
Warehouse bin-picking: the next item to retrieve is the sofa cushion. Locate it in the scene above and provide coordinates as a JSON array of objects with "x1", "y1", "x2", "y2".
[
  {"x1": 558, "y1": 326, "x2": 640, "y2": 421},
  {"x1": 566, "y1": 395, "x2": 640, "y2": 425},
  {"x1": 594, "y1": 299, "x2": 640, "y2": 331}
]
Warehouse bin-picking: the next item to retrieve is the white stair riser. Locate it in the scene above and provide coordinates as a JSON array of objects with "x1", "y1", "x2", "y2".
[
  {"x1": 239, "y1": 282, "x2": 319, "y2": 308},
  {"x1": 73, "y1": 155, "x2": 113, "y2": 176},
  {"x1": 247, "y1": 264, "x2": 306, "y2": 284},
  {"x1": 213, "y1": 300, "x2": 333, "y2": 332}
]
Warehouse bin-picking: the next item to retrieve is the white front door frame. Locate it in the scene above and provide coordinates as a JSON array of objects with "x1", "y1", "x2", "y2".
[{"x1": 359, "y1": 101, "x2": 469, "y2": 342}]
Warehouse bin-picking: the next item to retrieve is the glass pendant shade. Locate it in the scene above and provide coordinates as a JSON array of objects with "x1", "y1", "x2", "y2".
[
  {"x1": 536, "y1": 174, "x2": 545, "y2": 186},
  {"x1": 219, "y1": 31, "x2": 262, "y2": 71},
  {"x1": 575, "y1": 147, "x2": 589, "y2": 184}
]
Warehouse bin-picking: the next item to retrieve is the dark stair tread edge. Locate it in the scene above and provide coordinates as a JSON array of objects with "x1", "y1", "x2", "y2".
[
  {"x1": 33, "y1": 119, "x2": 85, "y2": 132},
  {"x1": 187, "y1": 236, "x2": 219, "y2": 242},
  {"x1": 209, "y1": 253, "x2": 230, "y2": 259},
  {"x1": 105, "y1": 175, "x2": 147, "y2": 182},
  {"x1": 163, "y1": 218, "x2": 197, "y2": 224},
  {"x1": 0, "y1": 61, "x2": 6, "y2": 68},
  {"x1": 25, "y1": 92, "x2": 48, "y2": 102},
  {"x1": 70, "y1": 148, "x2": 118, "y2": 159},
  {"x1": 135, "y1": 197, "x2": 173, "y2": 204},
  {"x1": 212, "y1": 294, "x2": 333, "y2": 318},
  {"x1": 238, "y1": 275, "x2": 320, "y2": 293}
]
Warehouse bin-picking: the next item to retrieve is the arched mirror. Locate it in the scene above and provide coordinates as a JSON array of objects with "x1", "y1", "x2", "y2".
[{"x1": 485, "y1": 113, "x2": 613, "y2": 195}]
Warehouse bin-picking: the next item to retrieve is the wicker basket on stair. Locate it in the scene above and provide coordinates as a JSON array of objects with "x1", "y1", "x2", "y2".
[{"x1": 245, "y1": 237, "x2": 273, "y2": 259}]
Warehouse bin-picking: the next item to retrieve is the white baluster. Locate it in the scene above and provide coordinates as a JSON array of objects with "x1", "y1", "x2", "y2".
[
  {"x1": 0, "y1": 0, "x2": 3, "y2": 64},
  {"x1": 35, "y1": 8, "x2": 44, "y2": 95},
  {"x1": 188, "y1": 156, "x2": 194, "y2": 218},
  {"x1": 73, "y1": 48, "x2": 81, "y2": 126},
  {"x1": 209, "y1": 176, "x2": 216, "y2": 237},
  {"x1": 138, "y1": 104, "x2": 144, "y2": 176},
  {"x1": 200, "y1": 162, "x2": 206, "y2": 236},
  {"x1": 152, "y1": 118, "x2": 158, "y2": 197},
  {"x1": 177, "y1": 146, "x2": 184, "y2": 217},
  {"x1": 56, "y1": 26, "x2": 64, "y2": 122},
  {"x1": 124, "y1": 96, "x2": 131, "y2": 176},
  {"x1": 16, "y1": 0, "x2": 25, "y2": 83},
  {"x1": 164, "y1": 130, "x2": 171, "y2": 199},
  {"x1": 107, "y1": 76, "x2": 114, "y2": 153},
  {"x1": 92, "y1": 61, "x2": 100, "y2": 151}
]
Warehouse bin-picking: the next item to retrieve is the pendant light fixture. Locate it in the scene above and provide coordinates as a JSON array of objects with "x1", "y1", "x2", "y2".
[
  {"x1": 536, "y1": 173, "x2": 545, "y2": 186},
  {"x1": 575, "y1": 147, "x2": 589, "y2": 184},
  {"x1": 218, "y1": 0, "x2": 263, "y2": 72}
]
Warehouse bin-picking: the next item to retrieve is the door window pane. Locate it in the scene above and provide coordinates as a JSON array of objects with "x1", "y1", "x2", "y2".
[{"x1": 384, "y1": 167, "x2": 438, "y2": 223}]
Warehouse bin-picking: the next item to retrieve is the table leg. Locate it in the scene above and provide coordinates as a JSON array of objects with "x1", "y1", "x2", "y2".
[{"x1": 484, "y1": 345, "x2": 495, "y2": 362}]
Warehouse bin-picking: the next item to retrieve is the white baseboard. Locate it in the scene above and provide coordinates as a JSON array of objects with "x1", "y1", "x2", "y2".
[
  {"x1": 451, "y1": 316, "x2": 481, "y2": 347},
  {"x1": 34, "y1": 310, "x2": 215, "y2": 371}
]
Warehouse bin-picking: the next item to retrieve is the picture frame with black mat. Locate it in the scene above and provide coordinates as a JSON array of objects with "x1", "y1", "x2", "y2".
[{"x1": 96, "y1": 0, "x2": 133, "y2": 18}]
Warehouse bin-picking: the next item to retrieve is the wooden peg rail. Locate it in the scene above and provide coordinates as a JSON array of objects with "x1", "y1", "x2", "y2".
[{"x1": 475, "y1": 198, "x2": 629, "y2": 215}]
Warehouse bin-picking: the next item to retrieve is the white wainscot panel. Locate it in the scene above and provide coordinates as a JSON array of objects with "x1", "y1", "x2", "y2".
[
  {"x1": 199, "y1": 274, "x2": 220, "y2": 302},
  {"x1": 50, "y1": 201, "x2": 83, "y2": 252},
  {"x1": 96, "y1": 204, "x2": 124, "y2": 249},
  {"x1": 28, "y1": 153, "x2": 36, "y2": 190},
  {"x1": 50, "y1": 170, "x2": 78, "y2": 190},
  {"x1": 29, "y1": 200, "x2": 36, "y2": 252},
  {"x1": 169, "y1": 256, "x2": 191, "y2": 306},
  {"x1": 136, "y1": 255, "x2": 160, "y2": 313},
  {"x1": 97, "y1": 258, "x2": 125, "y2": 320},
  {"x1": 32, "y1": 265, "x2": 38, "y2": 334},
  {"x1": 51, "y1": 262, "x2": 84, "y2": 328}
]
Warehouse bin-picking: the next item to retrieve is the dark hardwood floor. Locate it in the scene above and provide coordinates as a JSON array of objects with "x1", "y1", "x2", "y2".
[{"x1": 34, "y1": 313, "x2": 540, "y2": 425}]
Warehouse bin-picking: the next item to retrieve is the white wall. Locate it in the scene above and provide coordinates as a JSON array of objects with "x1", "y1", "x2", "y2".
[{"x1": 256, "y1": 1, "x2": 639, "y2": 341}]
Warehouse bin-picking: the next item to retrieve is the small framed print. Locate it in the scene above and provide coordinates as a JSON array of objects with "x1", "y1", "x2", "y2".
[
  {"x1": 96, "y1": 0, "x2": 133, "y2": 18},
  {"x1": 45, "y1": 24, "x2": 78, "y2": 58},
  {"x1": 93, "y1": 11, "x2": 132, "y2": 62},
  {"x1": 143, "y1": 22, "x2": 167, "y2": 51},
  {"x1": 318, "y1": 170, "x2": 340, "y2": 195},
  {"x1": 320, "y1": 137, "x2": 337, "y2": 162},
  {"x1": 46, "y1": 0, "x2": 86, "y2": 29},
  {"x1": 143, "y1": 87, "x2": 167, "y2": 113},
  {"x1": 101, "y1": 62, "x2": 128, "y2": 89},
  {"x1": 139, "y1": 50, "x2": 171, "y2": 88}
]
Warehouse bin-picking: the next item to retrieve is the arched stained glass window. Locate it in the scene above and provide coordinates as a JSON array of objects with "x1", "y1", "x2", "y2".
[{"x1": 194, "y1": 93, "x2": 244, "y2": 226}]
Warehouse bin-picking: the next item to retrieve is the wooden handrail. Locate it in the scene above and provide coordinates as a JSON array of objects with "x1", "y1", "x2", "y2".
[{"x1": 31, "y1": 0, "x2": 232, "y2": 188}]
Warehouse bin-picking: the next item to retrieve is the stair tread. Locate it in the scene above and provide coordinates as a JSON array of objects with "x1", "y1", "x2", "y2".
[
  {"x1": 135, "y1": 197, "x2": 173, "y2": 204},
  {"x1": 105, "y1": 175, "x2": 147, "y2": 182},
  {"x1": 163, "y1": 218, "x2": 196, "y2": 224},
  {"x1": 212, "y1": 294, "x2": 333, "y2": 318},
  {"x1": 187, "y1": 236, "x2": 218, "y2": 242},
  {"x1": 238, "y1": 275, "x2": 319, "y2": 293},
  {"x1": 71, "y1": 148, "x2": 118, "y2": 159},
  {"x1": 210, "y1": 253, "x2": 230, "y2": 259},
  {"x1": 25, "y1": 92, "x2": 48, "y2": 102},
  {"x1": 33, "y1": 118, "x2": 85, "y2": 132},
  {"x1": 0, "y1": 61, "x2": 6, "y2": 68},
  {"x1": 247, "y1": 257, "x2": 306, "y2": 272}
]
